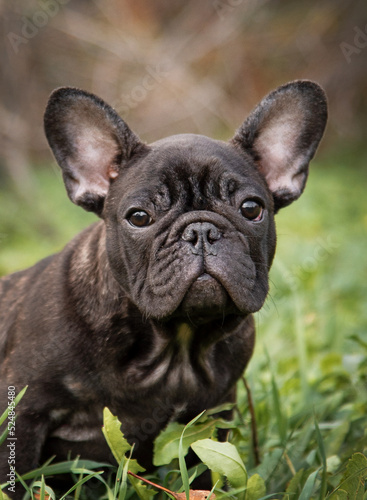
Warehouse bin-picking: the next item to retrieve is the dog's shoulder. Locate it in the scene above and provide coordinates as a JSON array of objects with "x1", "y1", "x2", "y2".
[{"x1": 0, "y1": 222, "x2": 105, "y2": 350}]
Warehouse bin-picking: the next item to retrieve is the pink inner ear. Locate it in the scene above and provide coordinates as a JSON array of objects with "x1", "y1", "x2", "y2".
[
  {"x1": 68, "y1": 127, "x2": 120, "y2": 203},
  {"x1": 253, "y1": 111, "x2": 307, "y2": 195}
]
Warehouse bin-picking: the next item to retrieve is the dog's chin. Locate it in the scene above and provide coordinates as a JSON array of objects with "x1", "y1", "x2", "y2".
[{"x1": 177, "y1": 273, "x2": 237, "y2": 323}]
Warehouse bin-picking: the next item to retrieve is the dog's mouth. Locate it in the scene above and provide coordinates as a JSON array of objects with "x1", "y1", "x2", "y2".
[
  {"x1": 139, "y1": 212, "x2": 269, "y2": 320},
  {"x1": 178, "y1": 272, "x2": 235, "y2": 321}
]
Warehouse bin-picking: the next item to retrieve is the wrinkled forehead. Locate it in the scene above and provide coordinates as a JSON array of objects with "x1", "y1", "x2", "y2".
[
  {"x1": 149, "y1": 134, "x2": 247, "y2": 172},
  {"x1": 117, "y1": 133, "x2": 269, "y2": 204}
]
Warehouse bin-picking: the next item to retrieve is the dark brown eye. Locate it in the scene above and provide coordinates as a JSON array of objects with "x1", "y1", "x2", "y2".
[
  {"x1": 240, "y1": 200, "x2": 263, "y2": 221},
  {"x1": 128, "y1": 210, "x2": 152, "y2": 227}
]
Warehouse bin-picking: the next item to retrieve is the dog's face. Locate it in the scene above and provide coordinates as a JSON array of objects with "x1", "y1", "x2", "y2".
[
  {"x1": 44, "y1": 81, "x2": 327, "y2": 322},
  {"x1": 104, "y1": 135, "x2": 275, "y2": 321}
]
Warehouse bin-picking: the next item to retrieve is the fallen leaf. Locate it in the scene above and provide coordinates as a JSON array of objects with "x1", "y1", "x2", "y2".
[
  {"x1": 174, "y1": 491, "x2": 216, "y2": 499},
  {"x1": 34, "y1": 494, "x2": 51, "y2": 500}
]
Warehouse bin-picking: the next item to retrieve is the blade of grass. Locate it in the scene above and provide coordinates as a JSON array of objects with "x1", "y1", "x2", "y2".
[
  {"x1": 0, "y1": 386, "x2": 28, "y2": 446},
  {"x1": 314, "y1": 416, "x2": 327, "y2": 500},
  {"x1": 118, "y1": 460, "x2": 129, "y2": 500},
  {"x1": 73, "y1": 472, "x2": 83, "y2": 500},
  {"x1": 114, "y1": 456, "x2": 126, "y2": 499},
  {"x1": 14, "y1": 471, "x2": 31, "y2": 498},
  {"x1": 117, "y1": 446, "x2": 134, "y2": 500},
  {"x1": 20, "y1": 460, "x2": 111, "y2": 481},
  {"x1": 0, "y1": 386, "x2": 28, "y2": 427},
  {"x1": 293, "y1": 296, "x2": 309, "y2": 401},
  {"x1": 206, "y1": 480, "x2": 219, "y2": 500},
  {"x1": 179, "y1": 411, "x2": 206, "y2": 500},
  {"x1": 40, "y1": 476, "x2": 46, "y2": 500},
  {"x1": 59, "y1": 472, "x2": 106, "y2": 500},
  {"x1": 265, "y1": 348, "x2": 287, "y2": 447}
]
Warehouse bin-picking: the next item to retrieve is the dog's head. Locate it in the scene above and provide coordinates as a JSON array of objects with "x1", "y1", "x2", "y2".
[{"x1": 44, "y1": 81, "x2": 327, "y2": 322}]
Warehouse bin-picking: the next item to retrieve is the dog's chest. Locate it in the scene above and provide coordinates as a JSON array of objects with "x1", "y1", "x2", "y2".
[
  {"x1": 123, "y1": 324, "x2": 214, "y2": 392},
  {"x1": 51, "y1": 346, "x2": 215, "y2": 457}
]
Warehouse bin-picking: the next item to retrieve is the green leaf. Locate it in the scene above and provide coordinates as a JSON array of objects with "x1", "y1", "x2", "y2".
[
  {"x1": 102, "y1": 407, "x2": 131, "y2": 464},
  {"x1": 338, "y1": 453, "x2": 367, "y2": 500},
  {"x1": 102, "y1": 408, "x2": 151, "y2": 499},
  {"x1": 329, "y1": 490, "x2": 348, "y2": 500},
  {"x1": 246, "y1": 474, "x2": 266, "y2": 500},
  {"x1": 298, "y1": 468, "x2": 320, "y2": 500},
  {"x1": 154, "y1": 417, "x2": 219, "y2": 466},
  {"x1": 191, "y1": 439, "x2": 247, "y2": 491},
  {"x1": 205, "y1": 403, "x2": 236, "y2": 417},
  {"x1": 128, "y1": 476, "x2": 157, "y2": 500},
  {"x1": 0, "y1": 489, "x2": 11, "y2": 500}
]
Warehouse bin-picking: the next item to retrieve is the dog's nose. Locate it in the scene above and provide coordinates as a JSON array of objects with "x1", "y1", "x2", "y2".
[{"x1": 181, "y1": 222, "x2": 221, "y2": 255}]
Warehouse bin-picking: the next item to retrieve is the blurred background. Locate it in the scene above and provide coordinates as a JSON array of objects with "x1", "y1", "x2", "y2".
[{"x1": 1, "y1": 0, "x2": 366, "y2": 193}]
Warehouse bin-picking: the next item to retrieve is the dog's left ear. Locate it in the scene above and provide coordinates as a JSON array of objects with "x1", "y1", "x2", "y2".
[{"x1": 231, "y1": 80, "x2": 327, "y2": 211}]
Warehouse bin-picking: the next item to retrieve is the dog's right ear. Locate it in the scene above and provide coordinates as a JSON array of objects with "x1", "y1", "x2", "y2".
[
  {"x1": 231, "y1": 81, "x2": 327, "y2": 212},
  {"x1": 44, "y1": 88, "x2": 147, "y2": 216}
]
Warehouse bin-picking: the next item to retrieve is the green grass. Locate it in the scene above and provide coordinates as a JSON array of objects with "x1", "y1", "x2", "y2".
[{"x1": 0, "y1": 158, "x2": 367, "y2": 498}]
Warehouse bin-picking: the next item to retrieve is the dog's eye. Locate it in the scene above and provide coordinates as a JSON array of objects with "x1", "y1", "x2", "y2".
[
  {"x1": 240, "y1": 200, "x2": 263, "y2": 221},
  {"x1": 127, "y1": 210, "x2": 152, "y2": 228}
]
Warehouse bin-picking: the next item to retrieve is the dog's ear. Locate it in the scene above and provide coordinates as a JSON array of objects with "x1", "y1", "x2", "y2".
[
  {"x1": 231, "y1": 80, "x2": 327, "y2": 211},
  {"x1": 44, "y1": 88, "x2": 146, "y2": 216}
]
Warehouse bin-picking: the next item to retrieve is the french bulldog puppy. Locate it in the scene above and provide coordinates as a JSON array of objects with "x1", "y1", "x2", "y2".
[{"x1": 0, "y1": 81, "x2": 327, "y2": 496}]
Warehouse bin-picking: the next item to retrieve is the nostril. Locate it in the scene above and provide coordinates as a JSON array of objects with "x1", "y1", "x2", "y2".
[
  {"x1": 206, "y1": 226, "x2": 221, "y2": 244},
  {"x1": 182, "y1": 226, "x2": 199, "y2": 245}
]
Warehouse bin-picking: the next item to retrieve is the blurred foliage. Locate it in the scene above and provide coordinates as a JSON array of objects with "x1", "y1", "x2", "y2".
[{"x1": 1, "y1": 0, "x2": 366, "y2": 194}]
